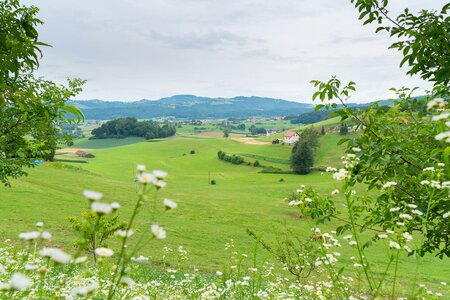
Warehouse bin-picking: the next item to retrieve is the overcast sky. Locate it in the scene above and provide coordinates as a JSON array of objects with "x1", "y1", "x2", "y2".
[{"x1": 23, "y1": 0, "x2": 445, "y2": 103}]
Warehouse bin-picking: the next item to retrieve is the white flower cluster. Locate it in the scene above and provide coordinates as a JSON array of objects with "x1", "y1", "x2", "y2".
[
  {"x1": 428, "y1": 98, "x2": 450, "y2": 142},
  {"x1": 136, "y1": 165, "x2": 168, "y2": 189}
]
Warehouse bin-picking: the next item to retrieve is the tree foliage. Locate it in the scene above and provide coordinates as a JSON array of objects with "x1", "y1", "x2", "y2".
[
  {"x1": 306, "y1": 1, "x2": 450, "y2": 258},
  {"x1": 350, "y1": 0, "x2": 450, "y2": 86},
  {"x1": 0, "y1": 0, "x2": 84, "y2": 186},
  {"x1": 290, "y1": 141, "x2": 314, "y2": 174},
  {"x1": 90, "y1": 118, "x2": 176, "y2": 140},
  {"x1": 299, "y1": 126, "x2": 320, "y2": 149}
]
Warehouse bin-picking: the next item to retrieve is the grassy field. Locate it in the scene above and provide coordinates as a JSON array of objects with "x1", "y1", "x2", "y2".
[{"x1": 0, "y1": 133, "x2": 448, "y2": 293}]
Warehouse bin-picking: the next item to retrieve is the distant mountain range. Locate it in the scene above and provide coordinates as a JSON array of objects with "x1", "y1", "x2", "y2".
[{"x1": 70, "y1": 95, "x2": 314, "y2": 120}]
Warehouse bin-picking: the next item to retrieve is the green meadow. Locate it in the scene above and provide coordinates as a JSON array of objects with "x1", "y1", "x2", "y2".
[{"x1": 0, "y1": 132, "x2": 448, "y2": 291}]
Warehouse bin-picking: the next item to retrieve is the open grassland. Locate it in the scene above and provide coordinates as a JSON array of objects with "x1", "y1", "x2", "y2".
[{"x1": 0, "y1": 135, "x2": 448, "y2": 292}]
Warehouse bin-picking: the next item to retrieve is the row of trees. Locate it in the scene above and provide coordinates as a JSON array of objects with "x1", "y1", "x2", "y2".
[
  {"x1": 90, "y1": 118, "x2": 176, "y2": 140},
  {"x1": 217, "y1": 151, "x2": 244, "y2": 165}
]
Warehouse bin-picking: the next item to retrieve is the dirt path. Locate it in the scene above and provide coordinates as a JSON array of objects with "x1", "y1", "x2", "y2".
[
  {"x1": 195, "y1": 132, "x2": 269, "y2": 145},
  {"x1": 230, "y1": 137, "x2": 269, "y2": 145}
]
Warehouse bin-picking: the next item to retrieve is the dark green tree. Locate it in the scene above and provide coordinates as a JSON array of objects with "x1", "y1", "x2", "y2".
[
  {"x1": 300, "y1": 126, "x2": 320, "y2": 148},
  {"x1": 339, "y1": 123, "x2": 348, "y2": 135},
  {"x1": 290, "y1": 141, "x2": 314, "y2": 174}
]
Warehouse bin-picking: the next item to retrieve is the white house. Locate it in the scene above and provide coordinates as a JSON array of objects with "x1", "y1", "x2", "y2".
[{"x1": 283, "y1": 131, "x2": 299, "y2": 144}]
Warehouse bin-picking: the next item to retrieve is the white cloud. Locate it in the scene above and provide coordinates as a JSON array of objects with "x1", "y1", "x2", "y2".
[{"x1": 23, "y1": 0, "x2": 447, "y2": 102}]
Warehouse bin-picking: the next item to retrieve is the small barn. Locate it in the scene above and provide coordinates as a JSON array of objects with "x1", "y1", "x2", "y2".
[{"x1": 283, "y1": 131, "x2": 299, "y2": 144}]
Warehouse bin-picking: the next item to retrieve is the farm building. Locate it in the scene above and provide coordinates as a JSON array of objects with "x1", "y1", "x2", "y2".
[{"x1": 283, "y1": 131, "x2": 299, "y2": 144}]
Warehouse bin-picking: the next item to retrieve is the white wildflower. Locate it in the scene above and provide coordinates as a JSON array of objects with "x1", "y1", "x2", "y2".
[
  {"x1": 131, "y1": 256, "x2": 149, "y2": 263},
  {"x1": 71, "y1": 282, "x2": 98, "y2": 296},
  {"x1": 383, "y1": 181, "x2": 397, "y2": 188},
  {"x1": 407, "y1": 203, "x2": 417, "y2": 209},
  {"x1": 326, "y1": 167, "x2": 337, "y2": 172},
  {"x1": 402, "y1": 232, "x2": 413, "y2": 242},
  {"x1": 18, "y1": 231, "x2": 40, "y2": 241},
  {"x1": 331, "y1": 189, "x2": 339, "y2": 195},
  {"x1": 36, "y1": 222, "x2": 44, "y2": 227},
  {"x1": 288, "y1": 200, "x2": 297, "y2": 206},
  {"x1": 137, "y1": 164, "x2": 146, "y2": 172},
  {"x1": 151, "y1": 225, "x2": 167, "y2": 239},
  {"x1": 41, "y1": 231, "x2": 52, "y2": 240},
  {"x1": 82, "y1": 190, "x2": 103, "y2": 201},
  {"x1": 399, "y1": 213, "x2": 413, "y2": 220},
  {"x1": 24, "y1": 264, "x2": 38, "y2": 271},
  {"x1": 352, "y1": 147, "x2": 362, "y2": 152},
  {"x1": 389, "y1": 207, "x2": 400, "y2": 212},
  {"x1": 423, "y1": 167, "x2": 435, "y2": 172},
  {"x1": 115, "y1": 229, "x2": 134, "y2": 238},
  {"x1": 94, "y1": 247, "x2": 114, "y2": 257},
  {"x1": 404, "y1": 245, "x2": 413, "y2": 253},
  {"x1": 435, "y1": 131, "x2": 450, "y2": 142},
  {"x1": 153, "y1": 170, "x2": 168, "y2": 179},
  {"x1": 216, "y1": 271, "x2": 223, "y2": 276},
  {"x1": 72, "y1": 256, "x2": 88, "y2": 264},
  {"x1": 389, "y1": 241, "x2": 401, "y2": 250},
  {"x1": 120, "y1": 276, "x2": 135, "y2": 286},
  {"x1": 91, "y1": 202, "x2": 113, "y2": 215},
  {"x1": 349, "y1": 241, "x2": 357, "y2": 246},
  {"x1": 154, "y1": 180, "x2": 167, "y2": 189},
  {"x1": 420, "y1": 180, "x2": 430, "y2": 185},
  {"x1": 137, "y1": 173, "x2": 156, "y2": 184},
  {"x1": 378, "y1": 234, "x2": 388, "y2": 239},
  {"x1": 442, "y1": 211, "x2": 450, "y2": 218},
  {"x1": 411, "y1": 209, "x2": 423, "y2": 216},
  {"x1": 343, "y1": 234, "x2": 352, "y2": 240},
  {"x1": 10, "y1": 273, "x2": 32, "y2": 290},
  {"x1": 427, "y1": 98, "x2": 446, "y2": 110},
  {"x1": 163, "y1": 198, "x2": 177, "y2": 210},
  {"x1": 431, "y1": 113, "x2": 450, "y2": 121},
  {"x1": 111, "y1": 202, "x2": 120, "y2": 210},
  {"x1": 333, "y1": 169, "x2": 349, "y2": 181},
  {"x1": 40, "y1": 247, "x2": 72, "y2": 264}
]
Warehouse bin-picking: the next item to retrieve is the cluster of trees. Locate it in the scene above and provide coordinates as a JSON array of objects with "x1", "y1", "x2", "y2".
[
  {"x1": 290, "y1": 127, "x2": 320, "y2": 174},
  {"x1": 217, "y1": 151, "x2": 244, "y2": 165},
  {"x1": 248, "y1": 125, "x2": 267, "y2": 135},
  {"x1": 286, "y1": 110, "x2": 331, "y2": 124},
  {"x1": 90, "y1": 118, "x2": 176, "y2": 139}
]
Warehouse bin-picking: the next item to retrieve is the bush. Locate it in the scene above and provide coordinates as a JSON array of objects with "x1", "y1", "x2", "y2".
[
  {"x1": 253, "y1": 160, "x2": 260, "y2": 167},
  {"x1": 84, "y1": 153, "x2": 95, "y2": 158},
  {"x1": 190, "y1": 150, "x2": 196, "y2": 154},
  {"x1": 210, "y1": 179, "x2": 216, "y2": 185}
]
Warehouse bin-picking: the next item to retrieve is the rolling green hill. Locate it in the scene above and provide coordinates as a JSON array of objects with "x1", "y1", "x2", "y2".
[{"x1": 0, "y1": 134, "x2": 448, "y2": 290}]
